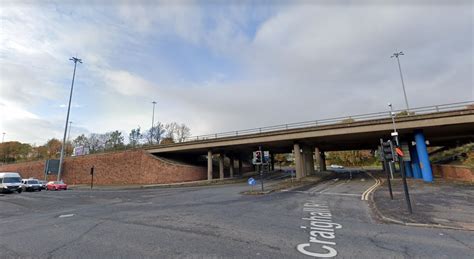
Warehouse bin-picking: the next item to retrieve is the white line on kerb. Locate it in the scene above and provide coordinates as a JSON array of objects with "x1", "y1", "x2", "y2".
[{"x1": 58, "y1": 214, "x2": 75, "y2": 218}]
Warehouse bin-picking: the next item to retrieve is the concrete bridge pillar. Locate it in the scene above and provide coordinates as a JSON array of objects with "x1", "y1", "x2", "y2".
[
  {"x1": 320, "y1": 151, "x2": 327, "y2": 171},
  {"x1": 301, "y1": 145, "x2": 314, "y2": 176},
  {"x1": 293, "y1": 143, "x2": 303, "y2": 179},
  {"x1": 308, "y1": 148, "x2": 315, "y2": 176},
  {"x1": 229, "y1": 156, "x2": 234, "y2": 178},
  {"x1": 270, "y1": 153, "x2": 275, "y2": 171},
  {"x1": 238, "y1": 157, "x2": 243, "y2": 176},
  {"x1": 314, "y1": 147, "x2": 321, "y2": 172},
  {"x1": 219, "y1": 154, "x2": 225, "y2": 180},
  {"x1": 207, "y1": 150, "x2": 213, "y2": 181}
]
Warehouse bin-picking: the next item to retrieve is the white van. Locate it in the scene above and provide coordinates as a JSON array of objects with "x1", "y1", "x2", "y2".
[{"x1": 0, "y1": 172, "x2": 23, "y2": 193}]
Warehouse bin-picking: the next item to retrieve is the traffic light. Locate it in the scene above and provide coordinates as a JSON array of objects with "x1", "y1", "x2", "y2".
[{"x1": 381, "y1": 140, "x2": 397, "y2": 162}]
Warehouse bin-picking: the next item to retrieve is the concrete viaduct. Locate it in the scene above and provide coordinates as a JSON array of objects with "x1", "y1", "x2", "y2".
[{"x1": 145, "y1": 103, "x2": 474, "y2": 182}]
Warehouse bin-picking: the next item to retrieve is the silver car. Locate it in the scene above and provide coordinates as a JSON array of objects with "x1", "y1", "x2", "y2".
[{"x1": 21, "y1": 179, "x2": 42, "y2": 192}]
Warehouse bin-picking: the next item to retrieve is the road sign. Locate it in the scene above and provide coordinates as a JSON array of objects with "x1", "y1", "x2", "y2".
[
  {"x1": 44, "y1": 159, "x2": 60, "y2": 175},
  {"x1": 253, "y1": 151, "x2": 262, "y2": 165},
  {"x1": 263, "y1": 151, "x2": 270, "y2": 163},
  {"x1": 247, "y1": 177, "x2": 256, "y2": 185}
]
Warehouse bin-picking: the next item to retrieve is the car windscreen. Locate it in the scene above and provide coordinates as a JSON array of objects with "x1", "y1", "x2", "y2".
[
  {"x1": 28, "y1": 180, "x2": 39, "y2": 184},
  {"x1": 3, "y1": 177, "x2": 21, "y2": 183}
]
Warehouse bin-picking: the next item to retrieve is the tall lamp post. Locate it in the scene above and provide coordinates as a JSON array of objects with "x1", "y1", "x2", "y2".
[
  {"x1": 391, "y1": 51, "x2": 410, "y2": 113},
  {"x1": 2, "y1": 132, "x2": 5, "y2": 164},
  {"x1": 151, "y1": 101, "x2": 157, "y2": 144},
  {"x1": 66, "y1": 121, "x2": 73, "y2": 156},
  {"x1": 58, "y1": 57, "x2": 82, "y2": 181}
]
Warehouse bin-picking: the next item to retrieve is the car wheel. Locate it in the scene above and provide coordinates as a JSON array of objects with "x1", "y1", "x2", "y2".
[
  {"x1": 38, "y1": 189, "x2": 41, "y2": 192},
  {"x1": 17, "y1": 189, "x2": 22, "y2": 194}
]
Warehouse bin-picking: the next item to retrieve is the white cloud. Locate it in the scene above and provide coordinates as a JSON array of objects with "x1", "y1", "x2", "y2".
[{"x1": 0, "y1": 1, "x2": 472, "y2": 145}]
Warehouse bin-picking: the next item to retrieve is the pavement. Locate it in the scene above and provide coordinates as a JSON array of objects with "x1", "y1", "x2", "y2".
[
  {"x1": 372, "y1": 177, "x2": 474, "y2": 230},
  {"x1": 1, "y1": 169, "x2": 473, "y2": 258}
]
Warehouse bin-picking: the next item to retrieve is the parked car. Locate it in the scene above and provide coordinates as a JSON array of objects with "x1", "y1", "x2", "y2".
[
  {"x1": 21, "y1": 179, "x2": 42, "y2": 192},
  {"x1": 46, "y1": 181, "x2": 68, "y2": 191},
  {"x1": 0, "y1": 172, "x2": 23, "y2": 193},
  {"x1": 38, "y1": 180, "x2": 48, "y2": 190}
]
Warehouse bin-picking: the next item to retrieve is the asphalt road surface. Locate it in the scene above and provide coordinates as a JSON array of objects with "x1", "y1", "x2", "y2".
[{"x1": 1, "y1": 171, "x2": 472, "y2": 258}]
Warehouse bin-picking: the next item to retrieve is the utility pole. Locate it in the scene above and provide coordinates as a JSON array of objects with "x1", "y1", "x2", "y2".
[
  {"x1": 58, "y1": 57, "x2": 82, "y2": 182},
  {"x1": 151, "y1": 101, "x2": 157, "y2": 144},
  {"x1": 391, "y1": 51, "x2": 410, "y2": 112}
]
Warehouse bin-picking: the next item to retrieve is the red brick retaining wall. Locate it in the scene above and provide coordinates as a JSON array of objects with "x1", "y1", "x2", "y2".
[
  {"x1": 432, "y1": 164, "x2": 474, "y2": 183},
  {"x1": 0, "y1": 150, "x2": 207, "y2": 185}
]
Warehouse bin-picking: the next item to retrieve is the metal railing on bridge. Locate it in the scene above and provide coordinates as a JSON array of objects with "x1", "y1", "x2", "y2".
[{"x1": 180, "y1": 101, "x2": 474, "y2": 143}]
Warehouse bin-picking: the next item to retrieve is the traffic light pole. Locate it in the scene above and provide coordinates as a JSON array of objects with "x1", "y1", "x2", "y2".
[
  {"x1": 380, "y1": 139, "x2": 393, "y2": 200},
  {"x1": 259, "y1": 146, "x2": 264, "y2": 192},
  {"x1": 389, "y1": 104, "x2": 412, "y2": 214},
  {"x1": 385, "y1": 159, "x2": 394, "y2": 200},
  {"x1": 397, "y1": 149, "x2": 413, "y2": 214}
]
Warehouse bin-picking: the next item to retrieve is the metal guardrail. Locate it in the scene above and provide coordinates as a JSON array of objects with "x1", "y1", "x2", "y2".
[{"x1": 179, "y1": 101, "x2": 473, "y2": 143}]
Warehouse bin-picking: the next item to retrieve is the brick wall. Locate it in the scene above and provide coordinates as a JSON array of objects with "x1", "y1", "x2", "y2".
[
  {"x1": 432, "y1": 164, "x2": 474, "y2": 183},
  {"x1": 0, "y1": 150, "x2": 207, "y2": 185}
]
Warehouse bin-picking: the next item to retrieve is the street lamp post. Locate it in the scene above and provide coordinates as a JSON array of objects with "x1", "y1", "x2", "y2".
[
  {"x1": 2, "y1": 132, "x2": 5, "y2": 164},
  {"x1": 391, "y1": 51, "x2": 410, "y2": 113},
  {"x1": 151, "y1": 101, "x2": 157, "y2": 144},
  {"x1": 66, "y1": 121, "x2": 73, "y2": 156},
  {"x1": 57, "y1": 57, "x2": 82, "y2": 182}
]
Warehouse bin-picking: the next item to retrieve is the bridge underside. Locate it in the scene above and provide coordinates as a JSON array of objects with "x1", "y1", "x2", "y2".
[
  {"x1": 153, "y1": 119, "x2": 474, "y2": 156},
  {"x1": 146, "y1": 109, "x2": 474, "y2": 181}
]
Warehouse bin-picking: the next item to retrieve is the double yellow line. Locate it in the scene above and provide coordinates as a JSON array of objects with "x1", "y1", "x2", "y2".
[{"x1": 361, "y1": 172, "x2": 381, "y2": 201}]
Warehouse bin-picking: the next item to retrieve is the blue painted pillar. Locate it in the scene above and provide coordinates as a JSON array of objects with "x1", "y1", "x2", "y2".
[
  {"x1": 409, "y1": 144, "x2": 422, "y2": 179},
  {"x1": 404, "y1": 159, "x2": 413, "y2": 177},
  {"x1": 414, "y1": 130, "x2": 433, "y2": 182}
]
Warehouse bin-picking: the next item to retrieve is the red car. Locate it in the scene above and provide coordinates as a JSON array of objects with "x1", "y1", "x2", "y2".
[{"x1": 46, "y1": 181, "x2": 68, "y2": 191}]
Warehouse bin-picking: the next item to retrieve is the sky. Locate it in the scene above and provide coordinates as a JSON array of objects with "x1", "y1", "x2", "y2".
[{"x1": 0, "y1": 0, "x2": 473, "y2": 145}]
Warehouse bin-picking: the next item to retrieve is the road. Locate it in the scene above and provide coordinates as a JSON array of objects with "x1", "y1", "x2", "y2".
[{"x1": 1, "y1": 171, "x2": 472, "y2": 258}]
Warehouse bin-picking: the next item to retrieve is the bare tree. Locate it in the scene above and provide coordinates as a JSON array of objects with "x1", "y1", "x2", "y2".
[
  {"x1": 129, "y1": 127, "x2": 143, "y2": 147},
  {"x1": 175, "y1": 123, "x2": 191, "y2": 142},
  {"x1": 164, "y1": 122, "x2": 178, "y2": 141},
  {"x1": 145, "y1": 122, "x2": 166, "y2": 144}
]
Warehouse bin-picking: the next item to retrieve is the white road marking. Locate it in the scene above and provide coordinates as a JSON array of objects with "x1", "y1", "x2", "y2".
[{"x1": 58, "y1": 214, "x2": 75, "y2": 218}]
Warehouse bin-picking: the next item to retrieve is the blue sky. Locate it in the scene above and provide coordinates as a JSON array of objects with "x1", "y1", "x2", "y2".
[{"x1": 0, "y1": 0, "x2": 472, "y2": 144}]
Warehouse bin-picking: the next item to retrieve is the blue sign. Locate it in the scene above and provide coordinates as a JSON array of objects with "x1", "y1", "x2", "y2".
[{"x1": 248, "y1": 177, "x2": 256, "y2": 186}]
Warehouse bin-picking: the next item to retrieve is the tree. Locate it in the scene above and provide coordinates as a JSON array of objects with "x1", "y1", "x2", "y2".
[
  {"x1": 164, "y1": 122, "x2": 178, "y2": 141},
  {"x1": 326, "y1": 150, "x2": 375, "y2": 167},
  {"x1": 88, "y1": 133, "x2": 102, "y2": 153},
  {"x1": 0, "y1": 141, "x2": 32, "y2": 163},
  {"x1": 175, "y1": 123, "x2": 191, "y2": 143},
  {"x1": 73, "y1": 134, "x2": 88, "y2": 147},
  {"x1": 145, "y1": 122, "x2": 166, "y2": 144},
  {"x1": 160, "y1": 137, "x2": 175, "y2": 145},
  {"x1": 45, "y1": 138, "x2": 62, "y2": 158},
  {"x1": 129, "y1": 127, "x2": 143, "y2": 148},
  {"x1": 274, "y1": 154, "x2": 288, "y2": 170},
  {"x1": 106, "y1": 130, "x2": 124, "y2": 150}
]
